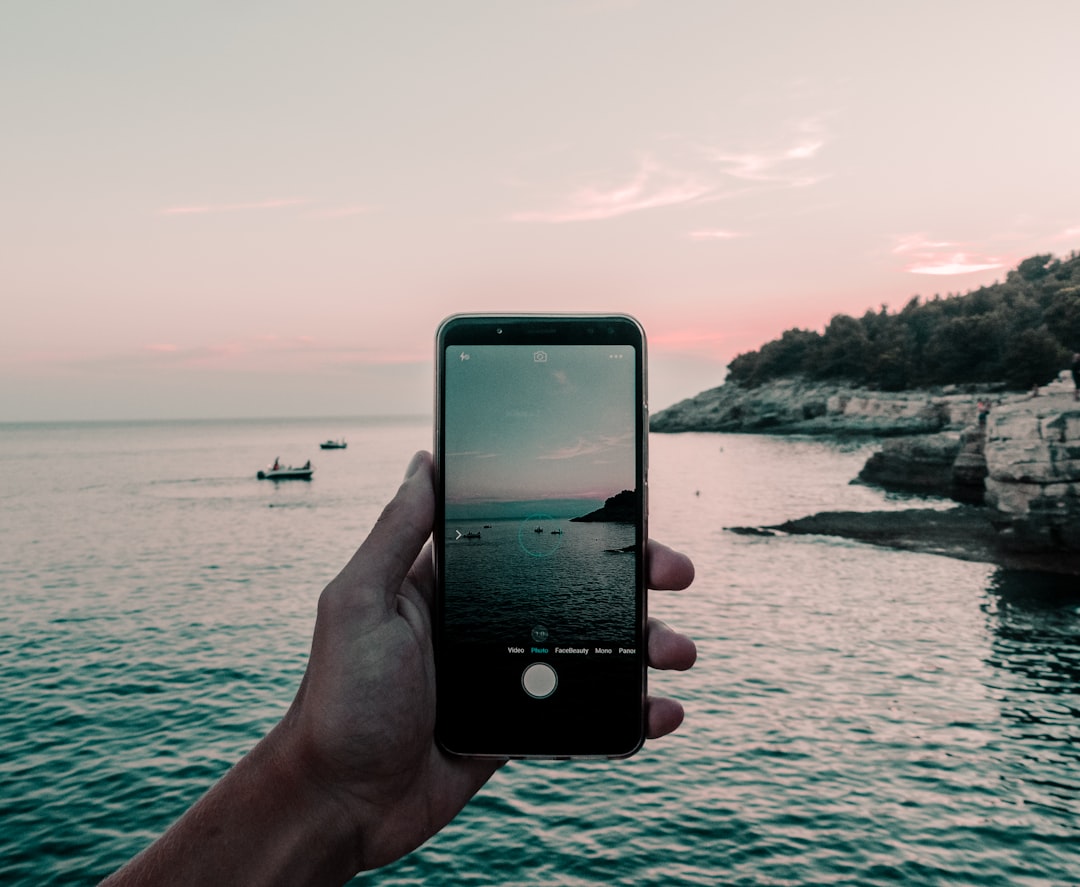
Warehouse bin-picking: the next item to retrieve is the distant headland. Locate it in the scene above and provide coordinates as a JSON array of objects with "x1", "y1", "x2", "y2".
[{"x1": 571, "y1": 490, "x2": 637, "y2": 523}]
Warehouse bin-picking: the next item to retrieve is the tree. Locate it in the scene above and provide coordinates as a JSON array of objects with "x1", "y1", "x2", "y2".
[
  {"x1": 1003, "y1": 327, "x2": 1068, "y2": 389},
  {"x1": 1016, "y1": 253, "x2": 1053, "y2": 282}
]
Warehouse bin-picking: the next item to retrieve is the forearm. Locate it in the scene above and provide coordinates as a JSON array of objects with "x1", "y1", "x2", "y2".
[{"x1": 100, "y1": 723, "x2": 360, "y2": 887}]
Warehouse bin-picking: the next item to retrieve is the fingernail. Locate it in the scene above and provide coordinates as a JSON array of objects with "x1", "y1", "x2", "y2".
[{"x1": 404, "y1": 450, "x2": 425, "y2": 480}]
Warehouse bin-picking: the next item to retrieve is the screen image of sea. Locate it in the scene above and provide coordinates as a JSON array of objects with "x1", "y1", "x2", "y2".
[{"x1": 442, "y1": 514, "x2": 636, "y2": 645}]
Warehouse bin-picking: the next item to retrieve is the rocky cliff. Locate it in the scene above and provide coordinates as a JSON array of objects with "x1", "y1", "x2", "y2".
[
  {"x1": 851, "y1": 377, "x2": 1080, "y2": 555},
  {"x1": 984, "y1": 390, "x2": 1080, "y2": 553},
  {"x1": 570, "y1": 489, "x2": 637, "y2": 523},
  {"x1": 650, "y1": 377, "x2": 1006, "y2": 436},
  {"x1": 855, "y1": 426, "x2": 987, "y2": 504},
  {"x1": 664, "y1": 373, "x2": 1080, "y2": 565}
]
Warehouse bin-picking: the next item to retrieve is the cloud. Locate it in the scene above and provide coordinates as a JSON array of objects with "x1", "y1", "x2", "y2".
[
  {"x1": 307, "y1": 204, "x2": 375, "y2": 219},
  {"x1": 510, "y1": 123, "x2": 830, "y2": 224},
  {"x1": 509, "y1": 156, "x2": 715, "y2": 223},
  {"x1": 891, "y1": 233, "x2": 1004, "y2": 276},
  {"x1": 906, "y1": 256, "x2": 1006, "y2": 275},
  {"x1": 119, "y1": 335, "x2": 423, "y2": 372},
  {"x1": 159, "y1": 198, "x2": 308, "y2": 215},
  {"x1": 538, "y1": 433, "x2": 631, "y2": 460},
  {"x1": 891, "y1": 233, "x2": 958, "y2": 255},
  {"x1": 687, "y1": 229, "x2": 745, "y2": 241}
]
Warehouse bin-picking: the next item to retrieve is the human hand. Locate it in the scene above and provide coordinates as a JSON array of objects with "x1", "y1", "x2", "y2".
[
  {"x1": 100, "y1": 451, "x2": 694, "y2": 886},
  {"x1": 276, "y1": 450, "x2": 696, "y2": 873}
]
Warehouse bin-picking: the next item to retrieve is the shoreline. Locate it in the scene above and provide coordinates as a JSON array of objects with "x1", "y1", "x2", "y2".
[{"x1": 730, "y1": 507, "x2": 1080, "y2": 576}]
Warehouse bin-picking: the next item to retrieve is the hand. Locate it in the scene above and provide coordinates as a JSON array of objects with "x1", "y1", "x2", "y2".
[
  {"x1": 101, "y1": 451, "x2": 696, "y2": 886},
  {"x1": 282, "y1": 450, "x2": 696, "y2": 871}
]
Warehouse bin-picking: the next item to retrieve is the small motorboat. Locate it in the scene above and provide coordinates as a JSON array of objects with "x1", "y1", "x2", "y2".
[
  {"x1": 319, "y1": 439, "x2": 347, "y2": 450},
  {"x1": 257, "y1": 459, "x2": 313, "y2": 480},
  {"x1": 454, "y1": 530, "x2": 481, "y2": 539}
]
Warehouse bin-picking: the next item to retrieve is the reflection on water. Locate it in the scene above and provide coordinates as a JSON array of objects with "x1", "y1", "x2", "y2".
[{"x1": 982, "y1": 569, "x2": 1080, "y2": 823}]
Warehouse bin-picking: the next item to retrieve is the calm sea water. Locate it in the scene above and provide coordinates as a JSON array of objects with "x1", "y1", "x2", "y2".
[
  {"x1": 443, "y1": 517, "x2": 636, "y2": 643},
  {"x1": 1, "y1": 418, "x2": 1077, "y2": 886}
]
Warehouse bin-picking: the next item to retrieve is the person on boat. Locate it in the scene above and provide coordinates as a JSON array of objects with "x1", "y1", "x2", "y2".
[
  {"x1": 303, "y1": 460, "x2": 311, "y2": 470},
  {"x1": 101, "y1": 452, "x2": 696, "y2": 885},
  {"x1": 272, "y1": 457, "x2": 280, "y2": 471}
]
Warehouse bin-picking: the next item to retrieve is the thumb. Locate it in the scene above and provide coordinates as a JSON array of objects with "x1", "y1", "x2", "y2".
[{"x1": 333, "y1": 451, "x2": 435, "y2": 614}]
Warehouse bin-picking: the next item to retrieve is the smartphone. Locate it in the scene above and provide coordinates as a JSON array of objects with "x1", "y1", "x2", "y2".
[{"x1": 434, "y1": 314, "x2": 648, "y2": 758}]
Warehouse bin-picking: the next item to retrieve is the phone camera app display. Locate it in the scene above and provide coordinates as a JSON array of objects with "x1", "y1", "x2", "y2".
[
  {"x1": 436, "y1": 318, "x2": 646, "y2": 757},
  {"x1": 442, "y1": 344, "x2": 638, "y2": 651}
]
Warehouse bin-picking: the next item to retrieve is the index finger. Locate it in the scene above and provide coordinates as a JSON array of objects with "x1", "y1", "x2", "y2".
[{"x1": 647, "y1": 539, "x2": 694, "y2": 590}]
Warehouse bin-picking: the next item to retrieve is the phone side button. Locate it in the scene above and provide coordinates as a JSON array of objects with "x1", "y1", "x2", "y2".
[{"x1": 521, "y1": 662, "x2": 558, "y2": 699}]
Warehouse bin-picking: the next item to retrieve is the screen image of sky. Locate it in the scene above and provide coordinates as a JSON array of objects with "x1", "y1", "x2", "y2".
[
  {"x1": 444, "y1": 345, "x2": 635, "y2": 517},
  {"x1": 2, "y1": 1, "x2": 1078, "y2": 421}
]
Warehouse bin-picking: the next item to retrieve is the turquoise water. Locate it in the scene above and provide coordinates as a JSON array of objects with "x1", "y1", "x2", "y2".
[{"x1": 1, "y1": 419, "x2": 1077, "y2": 885}]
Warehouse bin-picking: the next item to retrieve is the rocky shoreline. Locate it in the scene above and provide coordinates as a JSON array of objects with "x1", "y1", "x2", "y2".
[
  {"x1": 653, "y1": 374, "x2": 1080, "y2": 573},
  {"x1": 650, "y1": 376, "x2": 1011, "y2": 436},
  {"x1": 732, "y1": 508, "x2": 1080, "y2": 576}
]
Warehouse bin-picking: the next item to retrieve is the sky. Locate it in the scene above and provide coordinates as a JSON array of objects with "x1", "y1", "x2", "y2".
[
  {"x1": 3, "y1": 0, "x2": 1079, "y2": 422},
  {"x1": 443, "y1": 344, "x2": 636, "y2": 508}
]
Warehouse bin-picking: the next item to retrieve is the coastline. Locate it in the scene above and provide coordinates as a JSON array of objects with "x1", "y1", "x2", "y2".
[
  {"x1": 663, "y1": 374, "x2": 1080, "y2": 575},
  {"x1": 731, "y1": 507, "x2": 1080, "y2": 576}
]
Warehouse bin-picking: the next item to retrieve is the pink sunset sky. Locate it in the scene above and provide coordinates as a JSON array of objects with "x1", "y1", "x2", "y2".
[{"x1": 2, "y1": 1, "x2": 1078, "y2": 421}]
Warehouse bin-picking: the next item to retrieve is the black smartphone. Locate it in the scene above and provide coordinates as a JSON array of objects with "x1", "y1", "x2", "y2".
[{"x1": 434, "y1": 314, "x2": 648, "y2": 758}]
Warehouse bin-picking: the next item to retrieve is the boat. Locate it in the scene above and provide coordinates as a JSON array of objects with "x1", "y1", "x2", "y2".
[
  {"x1": 455, "y1": 530, "x2": 482, "y2": 539},
  {"x1": 257, "y1": 459, "x2": 313, "y2": 480},
  {"x1": 319, "y1": 439, "x2": 347, "y2": 450}
]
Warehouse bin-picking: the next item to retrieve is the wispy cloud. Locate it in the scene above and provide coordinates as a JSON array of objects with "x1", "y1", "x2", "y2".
[
  {"x1": 538, "y1": 433, "x2": 631, "y2": 460},
  {"x1": 509, "y1": 156, "x2": 715, "y2": 223},
  {"x1": 124, "y1": 335, "x2": 424, "y2": 371},
  {"x1": 892, "y1": 234, "x2": 958, "y2": 255},
  {"x1": 510, "y1": 121, "x2": 830, "y2": 224},
  {"x1": 906, "y1": 256, "x2": 1005, "y2": 275},
  {"x1": 159, "y1": 199, "x2": 376, "y2": 220},
  {"x1": 687, "y1": 228, "x2": 746, "y2": 241},
  {"x1": 159, "y1": 198, "x2": 307, "y2": 216},
  {"x1": 892, "y1": 233, "x2": 1004, "y2": 276},
  {"x1": 307, "y1": 204, "x2": 376, "y2": 220}
]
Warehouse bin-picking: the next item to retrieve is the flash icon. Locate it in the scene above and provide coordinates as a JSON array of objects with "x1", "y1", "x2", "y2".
[{"x1": 459, "y1": 352, "x2": 470, "y2": 361}]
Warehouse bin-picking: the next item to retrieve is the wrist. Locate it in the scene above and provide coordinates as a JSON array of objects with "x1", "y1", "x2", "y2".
[{"x1": 256, "y1": 713, "x2": 367, "y2": 882}]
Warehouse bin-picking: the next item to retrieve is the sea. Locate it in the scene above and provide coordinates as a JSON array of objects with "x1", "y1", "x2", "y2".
[{"x1": 1, "y1": 417, "x2": 1077, "y2": 886}]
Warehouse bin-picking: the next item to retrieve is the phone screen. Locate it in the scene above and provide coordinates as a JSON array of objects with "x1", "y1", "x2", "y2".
[{"x1": 434, "y1": 315, "x2": 647, "y2": 758}]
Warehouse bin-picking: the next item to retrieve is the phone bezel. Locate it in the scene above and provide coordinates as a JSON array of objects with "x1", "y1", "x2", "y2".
[{"x1": 433, "y1": 313, "x2": 649, "y2": 759}]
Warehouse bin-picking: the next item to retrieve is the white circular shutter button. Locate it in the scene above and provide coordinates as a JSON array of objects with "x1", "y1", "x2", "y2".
[{"x1": 521, "y1": 662, "x2": 558, "y2": 699}]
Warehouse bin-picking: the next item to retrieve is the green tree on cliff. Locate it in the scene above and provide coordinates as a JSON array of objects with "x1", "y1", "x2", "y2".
[{"x1": 727, "y1": 251, "x2": 1080, "y2": 390}]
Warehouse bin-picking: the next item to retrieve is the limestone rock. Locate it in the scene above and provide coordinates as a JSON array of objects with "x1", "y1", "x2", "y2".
[
  {"x1": 983, "y1": 394, "x2": 1080, "y2": 553},
  {"x1": 950, "y1": 425, "x2": 989, "y2": 503},
  {"x1": 856, "y1": 432, "x2": 961, "y2": 494},
  {"x1": 651, "y1": 377, "x2": 1007, "y2": 436}
]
